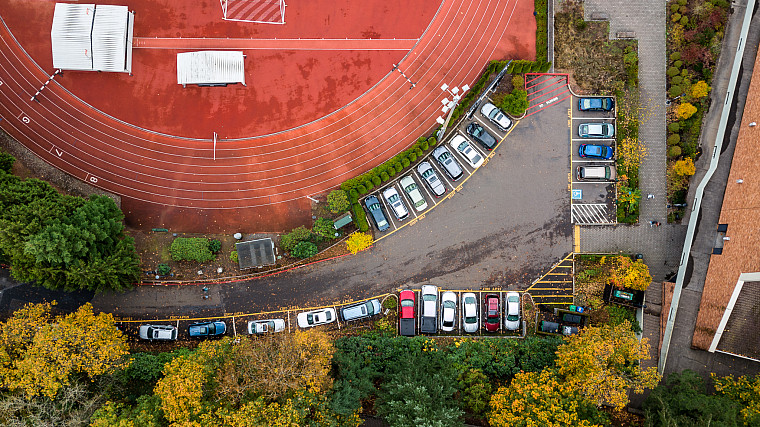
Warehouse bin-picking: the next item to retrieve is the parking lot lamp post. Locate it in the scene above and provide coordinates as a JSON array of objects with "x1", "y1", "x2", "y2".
[{"x1": 436, "y1": 83, "x2": 470, "y2": 140}]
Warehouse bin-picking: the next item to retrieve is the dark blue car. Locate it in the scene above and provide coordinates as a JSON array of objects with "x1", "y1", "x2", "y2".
[
  {"x1": 188, "y1": 321, "x2": 226, "y2": 338},
  {"x1": 578, "y1": 144, "x2": 614, "y2": 160}
]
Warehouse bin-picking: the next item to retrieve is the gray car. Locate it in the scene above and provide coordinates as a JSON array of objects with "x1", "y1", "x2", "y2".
[
  {"x1": 480, "y1": 102, "x2": 513, "y2": 131},
  {"x1": 432, "y1": 146, "x2": 463, "y2": 181},
  {"x1": 400, "y1": 175, "x2": 428, "y2": 211},
  {"x1": 578, "y1": 123, "x2": 615, "y2": 138},
  {"x1": 416, "y1": 161, "x2": 446, "y2": 197}
]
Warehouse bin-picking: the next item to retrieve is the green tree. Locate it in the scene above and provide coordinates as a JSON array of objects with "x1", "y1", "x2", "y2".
[
  {"x1": 280, "y1": 226, "x2": 313, "y2": 252},
  {"x1": 313, "y1": 217, "x2": 337, "y2": 240},
  {"x1": 457, "y1": 369, "x2": 492, "y2": 417},
  {"x1": 327, "y1": 190, "x2": 350, "y2": 213},
  {"x1": 0, "y1": 152, "x2": 14, "y2": 173},
  {"x1": 292, "y1": 241, "x2": 318, "y2": 259},
  {"x1": 500, "y1": 89, "x2": 529, "y2": 117},
  {"x1": 713, "y1": 373, "x2": 760, "y2": 425},
  {"x1": 644, "y1": 370, "x2": 742, "y2": 427}
]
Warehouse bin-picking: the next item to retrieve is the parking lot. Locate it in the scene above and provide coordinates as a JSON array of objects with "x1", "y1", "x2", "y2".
[
  {"x1": 570, "y1": 96, "x2": 618, "y2": 224},
  {"x1": 361, "y1": 100, "x2": 515, "y2": 236}
]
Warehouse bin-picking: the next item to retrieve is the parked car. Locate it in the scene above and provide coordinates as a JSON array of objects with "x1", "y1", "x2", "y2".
[
  {"x1": 578, "y1": 97, "x2": 614, "y2": 111},
  {"x1": 248, "y1": 319, "x2": 286, "y2": 334},
  {"x1": 416, "y1": 161, "x2": 446, "y2": 197},
  {"x1": 440, "y1": 291, "x2": 457, "y2": 332},
  {"x1": 341, "y1": 298, "x2": 382, "y2": 321},
  {"x1": 480, "y1": 103, "x2": 513, "y2": 131},
  {"x1": 432, "y1": 146, "x2": 463, "y2": 181},
  {"x1": 578, "y1": 123, "x2": 615, "y2": 138},
  {"x1": 382, "y1": 187, "x2": 409, "y2": 221},
  {"x1": 365, "y1": 195, "x2": 390, "y2": 232},
  {"x1": 138, "y1": 324, "x2": 178, "y2": 341},
  {"x1": 484, "y1": 294, "x2": 500, "y2": 332},
  {"x1": 462, "y1": 292, "x2": 479, "y2": 333},
  {"x1": 399, "y1": 290, "x2": 416, "y2": 336},
  {"x1": 420, "y1": 285, "x2": 438, "y2": 334},
  {"x1": 466, "y1": 121, "x2": 498, "y2": 150},
  {"x1": 189, "y1": 321, "x2": 227, "y2": 338},
  {"x1": 400, "y1": 175, "x2": 428, "y2": 211},
  {"x1": 576, "y1": 165, "x2": 617, "y2": 181},
  {"x1": 505, "y1": 292, "x2": 520, "y2": 331},
  {"x1": 578, "y1": 143, "x2": 614, "y2": 159},
  {"x1": 450, "y1": 135, "x2": 484, "y2": 168},
  {"x1": 297, "y1": 308, "x2": 337, "y2": 328}
]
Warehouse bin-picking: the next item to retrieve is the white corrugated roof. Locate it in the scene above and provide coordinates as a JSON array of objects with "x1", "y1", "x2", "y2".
[
  {"x1": 51, "y1": 3, "x2": 94, "y2": 71},
  {"x1": 51, "y1": 3, "x2": 133, "y2": 73},
  {"x1": 92, "y1": 5, "x2": 129, "y2": 72},
  {"x1": 177, "y1": 51, "x2": 246, "y2": 85}
]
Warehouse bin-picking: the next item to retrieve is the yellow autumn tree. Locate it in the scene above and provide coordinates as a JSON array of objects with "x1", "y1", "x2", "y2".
[
  {"x1": 0, "y1": 302, "x2": 129, "y2": 399},
  {"x1": 488, "y1": 369, "x2": 606, "y2": 427},
  {"x1": 556, "y1": 321, "x2": 660, "y2": 409},
  {"x1": 690, "y1": 80, "x2": 710, "y2": 99},
  {"x1": 346, "y1": 232, "x2": 373, "y2": 254},
  {"x1": 713, "y1": 373, "x2": 760, "y2": 425},
  {"x1": 676, "y1": 102, "x2": 697, "y2": 120},
  {"x1": 599, "y1": 256, "x2": 652, "y2": 291},
  {"x1": 673, "y1": 157, "x2": 696, "y2": 176}
]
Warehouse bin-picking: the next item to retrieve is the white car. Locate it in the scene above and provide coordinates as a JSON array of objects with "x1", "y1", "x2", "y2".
[
  {"x1": 400, "y1": 175, "x2": 427, "y2": 211},
  {"x1": 382, "y1": 187, "x2": 409, "y2": 220},
  {"x1": 462, "y1": 292, "x2": 479, "y2": 333},
  {"x1": 297, "y1": 308, "x2": 337, "y2": 328},
  {"x1": 248, "y1": 319, "x2": 286, "y2": 334},
  {"x1": 420, "y1": 284, "x2": 438, "y2": 334},
  {"x1": 481, "y1": 102, "x2": 513, "y2": 131},
  {"x1": 440, "y1": 291, "x2": 457, "y2": 332},
  {"x1": 450, "y1": 135, "x2": 484, "y2": 168},
  {"x1": 505, "y1": 292, "x2": 521, "y2": 331},
  {"x1": 138, "y1": 324, "x2": 177, "y2": 341}
]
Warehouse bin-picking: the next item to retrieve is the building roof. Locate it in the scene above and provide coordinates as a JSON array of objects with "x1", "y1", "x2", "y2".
[
  {"x1": 176, "y1": 51, "x2": 246, "y2": 86},
  {"x1": 51, "y1": 3, "x2": 133, "y2": 72},
  {"x1": 236, "y1": 238, "x2": 275, "y2": 269},
  {"x1": 694, "y1": 48, "x2": 760, "y2": 351}
]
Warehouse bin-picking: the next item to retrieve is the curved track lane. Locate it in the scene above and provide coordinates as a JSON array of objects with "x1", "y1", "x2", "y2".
[{"x1": 0, "y1": 0, "x2": 533, "y2": 231}]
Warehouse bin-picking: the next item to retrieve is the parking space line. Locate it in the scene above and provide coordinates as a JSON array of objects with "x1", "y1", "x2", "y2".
[
  {"x1": 571, "y1": 117, "x2": 615, "y2": 121},
  {"x1": 377, "y1": 192, "x2": 400, "y2": 230},
  {"x1": 396, "y1": 180, "x2": 419, "y2": 219},
  {"x1": 571, "y1": 138, "x2": 615, "y2": 142},
  {"x1": 573, "y1": 159, "x2": 614, "y2": 163},
  {"x1": 414, "y1": 169, "x2": 438, "y2": 202}
]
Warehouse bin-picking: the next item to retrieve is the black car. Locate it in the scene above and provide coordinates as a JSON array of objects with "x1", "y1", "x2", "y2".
[
  {"x1": 364, "y1": 195, "x2": 390, "y2": 232},
  {"x1": 466, "y1": 122, "x2": 498, "y2": 150}
]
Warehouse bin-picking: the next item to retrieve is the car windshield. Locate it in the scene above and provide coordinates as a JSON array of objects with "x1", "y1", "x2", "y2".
[
  {"x1": 325, "y1": 311, "x2": 332, "y2": 321},
  {"x1": 488, "y1": 109, "x2": 498, "y2": 119},
  {"x1": 507, "y1": 314, "x2": 519, "y2": 321},
  {"x1": 487, "y1": 316, "x2": 498, "y2": 324},
  {"x1": 438, "y1": 152, "x2": 451, "y2": 161},
  {"x1": 508, "y1": 296, "x2": 519, "y2": 303},
  {"x1": 368, "y1": 202, "x2": 380, "y2": 210},
  {"x1": 423, "y1": 294, "x2": 436, "y2": 302},
  {"x1": 422, "y1": 168, "x2": 434, "y2": 178},
  {"x1": 388, "y1": 194, "x2": 400, "y2": 203},
  {"x1": 405, "y1": 183, "x2": 417, "y2": 192},
  {"x1": 444, "y1": 320, "x2": 453, "y2": 327},
  {"x1": 457, "y1": 141, "x2": 469, "y2": 151},
  {"x1": 401, "y1": 299, "x2": 413, "y2": 307},
  {"x1": 465, "y1": 296, "x2": 475, "y2": 304},
  {"x1": 307, "y1": 314, "x2": 314, "y2": 324},
  {"x1": 465, "y1": 316, "x2": 476, "y2": 323},
  {"x1": 443, "y1": 301, "x2": 455, "y2": 308},
  {"x1": 472, "y1": 126, "x2": 483, "y2": 136}
]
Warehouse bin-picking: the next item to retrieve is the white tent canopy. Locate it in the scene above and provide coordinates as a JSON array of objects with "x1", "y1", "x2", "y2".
[
  {"x1": 51, "y1": 3, "x2": 134, "y2": 73},
  {"x1": 177, "y1": 51, "x2": 246, "y2": 87}
]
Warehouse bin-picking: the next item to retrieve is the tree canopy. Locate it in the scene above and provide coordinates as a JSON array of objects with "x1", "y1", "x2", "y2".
[{"x1": 0, "y1": 165, "x2": 140, "y2": 293}]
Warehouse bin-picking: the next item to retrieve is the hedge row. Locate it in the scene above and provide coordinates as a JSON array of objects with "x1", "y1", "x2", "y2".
[{"x1": 170, "y1": 237, "x2": 215, "y2": 262}]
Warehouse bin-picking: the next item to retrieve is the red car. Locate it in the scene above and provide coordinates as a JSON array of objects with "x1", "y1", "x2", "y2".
[
  {"x1": 399, "y1": 290, "x2": 416, "y2": 336},
  {"x1": 484, "y1": 293, "x2": 500, "y2": 332}
]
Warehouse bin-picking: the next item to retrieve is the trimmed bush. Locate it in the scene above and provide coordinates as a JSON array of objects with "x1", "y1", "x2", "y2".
[
  {"x1": 668, "y1": 122, "x2": 681, "y2": 133},
  {"x1": 371, "y1": 175, "x2": 381, "y2": 187},
  {"x1": 671, "y1": 76, "x2": 683, "y2": 86},
  {"x1": 362, "y1": 179, "x2": 374, "y2": 192},
  {"x1": 401, "y1": 157, "x2": 411, "y2": 168},
  {"x1": 511, "y1": 74, "x2": 524, "y2": 89},
  {"x1": 327, "y1": 189, "x2": 350, "y2": 213},
  {"x1": 500, "y1": 89, "x2": 529, "y2": 117},
  {"x1": 677, "y1": 103, "x2": 698, "y2": 120},
  {"x1": 208, "y1": 239, "x2": 222, "y2": 254},
  {"x1": 352, "y1": 203, "x2": 369, "y2": 232},
  {"x1": 540, "y1": 61, "x2": 552, "y2": 73},
  {"x1": 415, "y1": 147, "x2": 423, "y2": 157},
  {"x1": 674, "y1": 60, "x2": 683, "y2": 68},
  {"x1": 669, "y1": 85, "x2": 683, "y2": 97},
  {"x1": 680, "y1": 16, "x2": 688, "y2": 26},
  {"x1": 348, "y1": 189, "x2": 359, "y2": 203},
  {"x1": 170, "y1": 237, "x2": 215, "y2": 262},
  {"x1": 670, "y1": 4, "x2": 680, "y2": 13},
  {"x1": 357, "y1": 184, "x2": 368, "y2": 195},
  {"x1": 670, "y1": 52, "x2": 681, "y2": 61},
  {"x1": 280, "y1": 226, "x2": 313, "y2": 252},
  {"x1": 157, "y1": 264, "x2": 171, "y2": 276},
  {"x1": 380, "y1": 171, "x2": 390, "y2": 182},
  {"x1": 671, "y1": 13, "x2": 682, "y2": 22},
  {"x1": 393, "y1": 162, "x2": 403, "y2": 174},
  {"x1": 668, "y1": 146, "x2": 682, "y2": 158},
  {"x1": 292, "y1": 241, "x2": 318, "y2": 259},
  {"x1": 409, "y1": 152, "x2": 418, "y2": 162},
  {"x1": 667, "y1": 67, "x2": 681, "y2": 77},
  {"x1": 667, "y1": 134, "x2": 681, "y2": 146},
  {"x1": 0, "y1": 152, "x2": 15, "y2": 174}
]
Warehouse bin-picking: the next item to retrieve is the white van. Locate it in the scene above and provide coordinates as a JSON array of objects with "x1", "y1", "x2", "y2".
[
  {"x1": 576, "y1": 165, "x2": 616, "y2": 181},
  {"x1": 340, "y1": 299, "x2": 382, "y2": 321}
]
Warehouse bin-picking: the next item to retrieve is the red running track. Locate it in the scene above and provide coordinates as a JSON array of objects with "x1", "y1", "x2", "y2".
[{"x1": 0, "y1": 0, "x2": 535, "y2": 232}]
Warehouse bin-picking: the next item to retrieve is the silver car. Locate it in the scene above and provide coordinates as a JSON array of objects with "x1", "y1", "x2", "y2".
[
  {"x1": 481, "y1": 102, "x2": 513, "y2": 131},
  {"x1": 450, "y1": 135, "x2": 483, "y2": 168},
  {"x1": 505, "y1": 292, "x2": 521, "y2": 331},
  {"x1": 297, "y1": 308, "x2": 337, "y2": 328},
  {"x1": 416, "y1": 161, "x2": 446, "y2": 197},
  {"x1": 248, "y1": 319, "x2": 286, "y2": 334},
  {"x1": 462, "y1": 292, "x2": 479, "y2": 333},
  {"x1": 440, "y1": 291, "x2": 457, "y2": 332},
  {"x1": 432, "y1": 146, "x2": 463, "y2": 181},
  {"x1": 382, "y1": 187, "x2": 409, "y2": 220},
  {"x1": 139, "y1": 324, "x2": 178, "y2": 341},
  {"x1": 400, "y1": 175, "x2": 427, "y2": 211}
]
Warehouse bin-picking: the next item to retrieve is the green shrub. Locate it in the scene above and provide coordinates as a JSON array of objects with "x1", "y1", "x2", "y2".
[
  {"x1": 667, "y1": 134, "x2": 681, "y2": 145},
  {"x1": 313, "y1": 217, "x2": 337, "y2": 240},
  {"x1": 348, "y1": 189, "x2": 359, "y2": 203},
  {"x1": 671, "y1": 12, "x2": 682, "y2": 22},
  {"x1": 401, "y1": 157, "x2": 411, "y2": 168},
  {"x1": 415, "y1": 147, "x2": 423, "y2": 157},
  {"x1": 500, "y1": 89, "x2": 529, "y2": 117},
  {"x1": 157, "y1": 264, "x2": 171, "y2": 275},
  {"x1": 357, "y1": 184, "x2": 368, "y2": 195},
  {"x1": 371, "y1": 175, "x2": 381, "y2": 187},
  {"x1": 669, "y1": 85, "x2": 683, "y2": 97},
  {"x1": 352, "y1": 203, "x2": 369, "y2": 232},
  {"x1": 511, "y1": 74, "x2": 524, "y2": 89},
  {"x1": 362, "y1": 179, "x2": 374, "y2": 192},
  {"x1": 0, "y1": 152, "x2": 15, "y2": 174},
  {"x1": 668, "y1": 122, "x2": 681, "y2": 133},
  {"x1": 668, "y1": 146, "x2": 682, "y2": 158},
  {"x1": 380, "y1": 171, "x2": 390, "y2": 182},
  {"x1": 170, "y1": 238, "x2": 215, "y2": 262},
  {"x1": 540, "y1": 61, "x2": 552, "y2": 73},
  {"x1": 678, "y1": 0, "x2": 686, "y2": 5},
  {"x1": 674, "y1": 60, "x2": 683, "y2": 68},
  {"x1": 393, "y1": 162, "x2": 403, "y2": 174},
  {"x1": 667, "y1": 67, "x2": 680, "y2": 77},
  {"x1": 671, "y1": 76, "x2": 683, "y2": 86},
  {"x1": 670, "y1": 4, "x2": 680, "y2": 13},
  {"x1": 409, "y1": 152, "x2": 417, "y2": 162},
  {"x1": 670, "y1": 52, "x2": 681, "y2": 61},
  {"x1": 575, "y1": 18, "x2": 588, "y2": 30},
  {"x1": 292, "y1": 241, "x2": 318, "y2": 259},
  {"x1": 280, "y1": 226, "x2": 313, "y2": 252},
  {"x1": 327, "y1": 189, "x2": 350, "y2": 213},
  {"x1": 605, "y1": 305, "x2": 642, "y2": 333},
  {"x1": 427, "y1": 137, "x2": 437, "y2": 146},
  {"x1": 208, "y1": 239, "x2": 222, "y2": 254},
  {"x1": 680, "y1": 16, "x2": 688, "y2": 25},
  {"x1": 421, "y1": 139, "x2": 430, "y2": 151},
  {"x1": 230, "y1": 250, "x2": 238, "y2": 263}
]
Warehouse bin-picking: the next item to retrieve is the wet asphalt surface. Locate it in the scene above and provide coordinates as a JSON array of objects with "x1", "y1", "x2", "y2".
[{"x1": 0, "y1": 101, "x2": 573, "y2": 320}]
